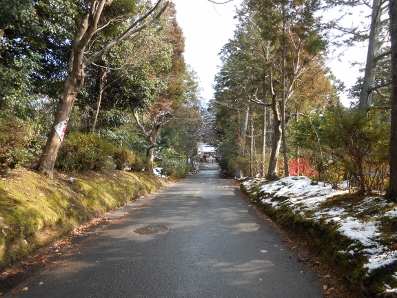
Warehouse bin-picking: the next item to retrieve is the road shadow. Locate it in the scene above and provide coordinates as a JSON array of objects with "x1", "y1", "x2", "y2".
[{"x1": 198, "y1": 161, "x2": 220, "y2": 171}]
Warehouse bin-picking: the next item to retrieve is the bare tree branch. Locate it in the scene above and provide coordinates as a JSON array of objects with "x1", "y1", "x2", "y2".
[
  {"x1": 95, "y1": 15, "x2": 126, "y2": 34},
  {"x1": 249, "y1": 97, "x2": 272, "y2": 107},
  {"x1": 133, "y1": 109, "x2": 152, "y2": 140},
  {"x1": 84, "y1": 0, "x2": 169, "y2": 67}
]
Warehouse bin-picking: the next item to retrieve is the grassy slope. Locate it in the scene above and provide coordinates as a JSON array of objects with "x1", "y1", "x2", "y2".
[
  {"x1": 0, "y1": 167, "x2": 168, "y2": 271},
  {"x1": 4, "y1": 165, "x2": 396, "y2": 297}
]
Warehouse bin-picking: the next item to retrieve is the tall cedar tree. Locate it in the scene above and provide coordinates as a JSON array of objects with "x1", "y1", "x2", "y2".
[{"x1": 387, "y1": 0, "x2": 397, "y2": 200}]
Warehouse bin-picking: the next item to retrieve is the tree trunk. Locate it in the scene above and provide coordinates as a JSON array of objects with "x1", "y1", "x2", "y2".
[
  {"x1": 295, "y1": 108, "x2": 300, "y2": 176},
  {"x1": 146, "y1": 146, "x2": 156, "y2": 172},
  {"x1": 236, "y1": 105, "x2": 249, "y2": 178},
  {"x1": 249, "y1": 106, "x2": 254, "y2": 177},
  {"x1": 262, "y1": 71, "x2": 267, "y2": 177},
  {"x1": 386, "y1": 0, "x2": 397, "y2": 200},
  {"x1": 358, "y1": 0, "x2": 383, "y2": 114},
  {"x1": 262, "y1": 104, "x2": 267, "y2": 177},
  {"x1": 358, "y1": 156, "x2": 367, "y2": 195},
  {"x1": 267, "y1": 94, "x2": 282, "y2": 179},
  {"x1": 132, "y1": 110, "x2": 164, "y2": 173},
  {"x1": 281, "y1": 3, "x2": 289, "y2": 177},
  {"x1": 92, "y1": 67, "x2": 107, "y2": 134},
  {"x1": 38, "y1": 71, "x2": 84, "y2": 178},
  {"x1": 281, "y1": 102, "x2": 289, "y2": 177}
]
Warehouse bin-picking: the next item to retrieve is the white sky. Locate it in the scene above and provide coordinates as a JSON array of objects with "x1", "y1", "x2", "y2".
[
  {"x1": 171, "y1": 0, "x2": 240, "y2": 103},
  {"x1": 171, "y1": 0, "x2": 366, "y2": 106}
]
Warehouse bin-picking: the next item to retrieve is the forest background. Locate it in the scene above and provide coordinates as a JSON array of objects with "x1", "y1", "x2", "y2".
[
  {"x1": 0, "y1": 0, "x2": 395, "y2": 193},
  {"x1": 2, "y1": 0, "x2": 397, "y2": 295},
  {"x1": 211, "y1": 0, "x2": 397, "y2": 198},
  {"x1": 0, "y1": 0, "x2": 209, "y2": 179}
]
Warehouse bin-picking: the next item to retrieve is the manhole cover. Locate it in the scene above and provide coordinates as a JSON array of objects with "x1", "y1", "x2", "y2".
[{"x1": 133, "y1": 225, "x2": 168, "y2": 235}]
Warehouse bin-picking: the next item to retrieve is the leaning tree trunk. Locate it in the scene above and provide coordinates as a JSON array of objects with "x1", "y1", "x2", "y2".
[
  {"x1": 358, "y1": 0, "x2": 383, "y2": 114},
  {"x1": 92, "y1": 67, "x2": 107, "y2": 133},
  {"x1": 38, "y1": 70, "x2": 84, "y2": 178}
]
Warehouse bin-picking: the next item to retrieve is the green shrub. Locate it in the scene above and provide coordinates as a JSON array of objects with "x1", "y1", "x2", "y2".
[
  {"x1": 217, "y1": 138, "x2": 238, "y2": 175},
  {"x1": 55, "y1": 143, "x2": 81, "y2": 172},
  {"x1": 113, "y1": 148, "x2": 133, "y2": 170},
  {"x1": 0, "y1": 116, "x2": 34, "y2": 168},
  {"x1": 130, "y1": 154, "x2": 146, "y2": 172},
  {"x1": 321, "y1": 107, "x2": 389, "y2": 195},
  {"x1": 161, "y1": 159, "x2": 189, "y2": 178},
  {"x1": 234, "y1": 157, "x2": 250, "y2": 176},
  {"x1": 56, "y1": 132, "x2": 115, "y2": 172}
]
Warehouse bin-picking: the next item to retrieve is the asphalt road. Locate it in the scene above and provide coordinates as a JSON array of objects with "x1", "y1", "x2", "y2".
[{"x1": 8, "y1": 169, "x2": 324, "y2": 298}]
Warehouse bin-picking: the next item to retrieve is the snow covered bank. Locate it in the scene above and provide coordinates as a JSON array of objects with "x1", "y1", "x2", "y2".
[{"x1": 241, "y1": 176, "x2": 397, "y2": 296}]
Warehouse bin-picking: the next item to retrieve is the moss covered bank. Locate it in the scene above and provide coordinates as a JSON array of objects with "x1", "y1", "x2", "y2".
[{"x1": 0, "y1": 167, "x2": 168, "y2": 271}]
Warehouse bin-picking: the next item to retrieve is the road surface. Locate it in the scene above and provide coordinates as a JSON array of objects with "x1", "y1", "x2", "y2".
[{"x1": 7, "y1": 169, "x2": 324, "y2": 297}]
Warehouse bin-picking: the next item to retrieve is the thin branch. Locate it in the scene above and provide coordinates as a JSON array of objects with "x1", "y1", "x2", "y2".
[
  {"x1": 212, "y1": 100, "x2": 246, "y2": 112},
  {"x1": 84, "y1": 0, "x2": 169, "y2": 67},
  {"x1": 372, "y1": 85, "x2": 391, "y2": 97},
  {"x1": 249, "y1": 97, "x2": 272, "y2": 107},
  {"x1": 374, "y1": 50, "x2": 391, "y2": 63},
  {"x1": 133, "y1": 109, "x2": 151, "y2": 139},
  {"x1": 369, "y1": 105, "x2": 391, "y2": 110},
  {"x1": 95, "y1": 15, "x2": 125, "y2": 34}
]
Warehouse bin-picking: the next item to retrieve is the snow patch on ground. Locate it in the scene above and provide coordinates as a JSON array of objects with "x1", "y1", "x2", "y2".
[{"x1": 242, "y1": 176, "x2": 397, "y2": 286}]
